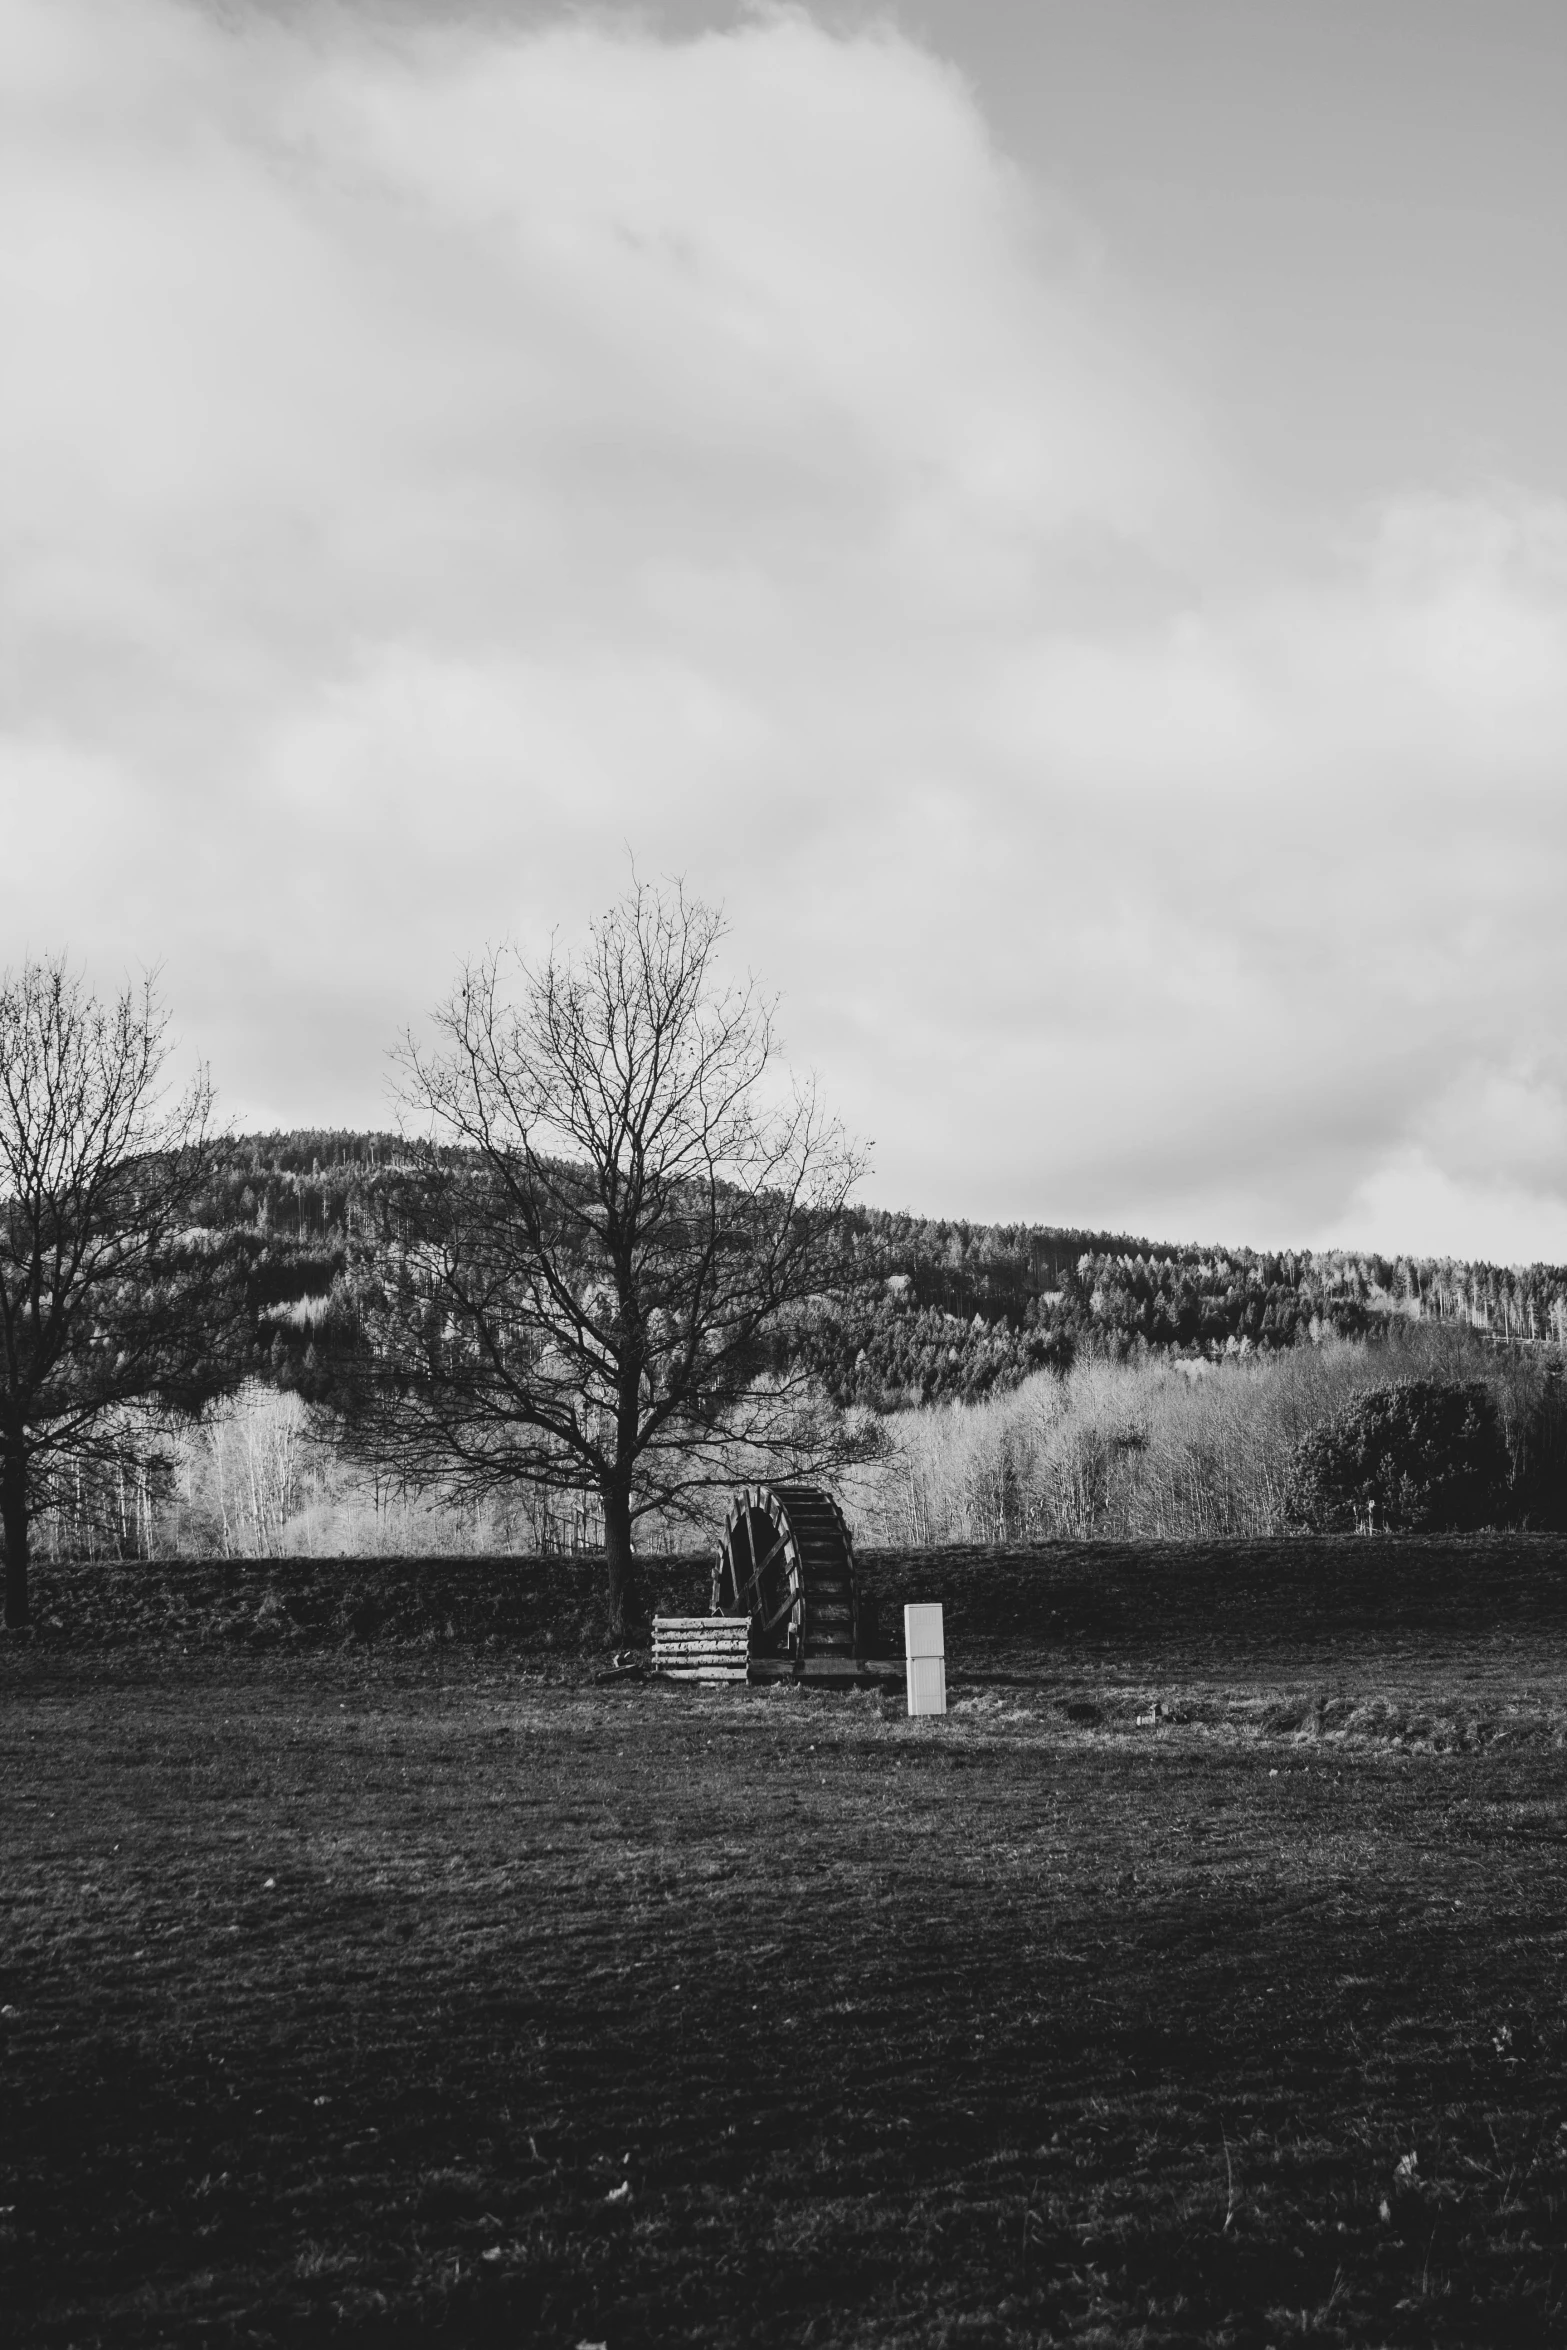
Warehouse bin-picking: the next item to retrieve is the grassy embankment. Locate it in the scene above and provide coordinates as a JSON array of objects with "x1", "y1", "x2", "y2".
[{"x1": 4, "y1": 1539, "x2": 1567, "y2": 2346}]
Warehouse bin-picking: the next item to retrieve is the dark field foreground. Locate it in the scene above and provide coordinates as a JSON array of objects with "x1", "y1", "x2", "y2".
[{"x1": 3, "y1": 1540, "x2": 1567, "y2": 2347}]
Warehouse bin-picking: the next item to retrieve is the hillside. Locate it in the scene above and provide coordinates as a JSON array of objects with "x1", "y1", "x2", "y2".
[{"x1": 198, "y1": 1131, "x2": 1567, "y2": 1411}]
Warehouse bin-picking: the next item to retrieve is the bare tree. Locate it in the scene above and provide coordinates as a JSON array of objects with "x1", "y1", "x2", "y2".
[
  {"x1": 0, "y1": 957, "x2": 230, "y2": 1627},
  {"x1": 349, "y1": 881, "x2": 868, "y2": 1635}
]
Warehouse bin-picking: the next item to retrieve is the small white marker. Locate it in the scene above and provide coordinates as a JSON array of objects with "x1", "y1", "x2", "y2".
[{"x1": 905, "y1": 1604, "x2": 946, "y2": 1717}]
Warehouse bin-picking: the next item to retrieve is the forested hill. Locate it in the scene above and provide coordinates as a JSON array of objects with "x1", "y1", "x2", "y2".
[{"x1": 197, "y1": 1131, "x2": 1567, "y2": 1411}]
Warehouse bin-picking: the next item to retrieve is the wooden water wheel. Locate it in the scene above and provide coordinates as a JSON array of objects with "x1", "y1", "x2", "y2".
[{"x1": 711, "y1": 1484, "x2": 862, "y2": 1681}]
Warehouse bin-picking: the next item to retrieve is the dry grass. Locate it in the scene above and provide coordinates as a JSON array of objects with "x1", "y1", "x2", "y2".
[{"x1": 4, "y1": 1540, "x2": 1567, "y2": 2346}]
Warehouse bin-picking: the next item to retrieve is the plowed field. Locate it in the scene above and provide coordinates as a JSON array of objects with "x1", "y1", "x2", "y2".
[{"x1": 3, "y1": 1538, "x2": 1565, "y2": 2346}]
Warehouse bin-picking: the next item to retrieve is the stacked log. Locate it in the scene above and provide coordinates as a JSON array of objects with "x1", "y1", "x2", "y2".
[{"x1": 651, "y1": 1615, "x2": 751, "y2": 1682}]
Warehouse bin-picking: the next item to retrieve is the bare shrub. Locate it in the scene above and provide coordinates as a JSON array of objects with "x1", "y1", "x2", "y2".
[{"x1": 852, "y1": 1327, "x2": 1551, "y2": 1546}]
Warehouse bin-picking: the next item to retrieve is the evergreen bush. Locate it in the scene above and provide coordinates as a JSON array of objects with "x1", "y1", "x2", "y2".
[{"x1": 1285, "y1": 1379, "x2": 1508, "y2": 1532}]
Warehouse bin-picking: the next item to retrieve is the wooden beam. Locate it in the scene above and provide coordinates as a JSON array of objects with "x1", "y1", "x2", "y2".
[
  {"x1": 759, "y1": 1584, "x2": 800, "y2": 1637},
  {"x1": 735, "y1": 1527, "x2": 790, "y2": 1615}
]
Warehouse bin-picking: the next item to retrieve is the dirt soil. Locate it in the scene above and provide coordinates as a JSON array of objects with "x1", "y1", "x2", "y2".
[{"x1": 3, "y1": 1537, "x2": 1566, "y2": 2346}]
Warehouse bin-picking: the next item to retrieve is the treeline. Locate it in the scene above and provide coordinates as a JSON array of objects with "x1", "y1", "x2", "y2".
[
  {"x1": 808, "y1": 1214, "x2": 1567, "y2": 1410},
  {"x1": 844, "y1": 1331, "x2": 1567, "y2": 1548},
  {"x1": 191, "y1": 1133, "x2": 1567, "y2": 1413},
  {"x1": 35, "y1": 1133, "x2": 1567, "y2": 1564}
]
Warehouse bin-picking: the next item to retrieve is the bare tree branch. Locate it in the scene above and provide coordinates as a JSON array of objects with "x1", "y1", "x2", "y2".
[
  {"x1": 0, "y1": 957, "x2": 239, "y2": 1627},
  {"x1": 343, "y1": 880, "x2": 871, "y2": 1633}
]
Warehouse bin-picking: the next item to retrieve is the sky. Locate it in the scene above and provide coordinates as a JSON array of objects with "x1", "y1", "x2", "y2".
[{"x1": 4, "y1": 0, "x2": 1567, "y2": 1261}]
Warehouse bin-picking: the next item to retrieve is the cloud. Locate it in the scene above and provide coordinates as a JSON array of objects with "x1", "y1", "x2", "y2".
[{"x1": 3, "y1": 0, "x2": 1566, "y2": 1255}]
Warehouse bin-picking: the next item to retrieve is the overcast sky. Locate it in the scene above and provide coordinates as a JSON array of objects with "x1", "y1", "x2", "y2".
[{"x1": 5, "y1": 1, "x2": 1567, "y2": 1259}]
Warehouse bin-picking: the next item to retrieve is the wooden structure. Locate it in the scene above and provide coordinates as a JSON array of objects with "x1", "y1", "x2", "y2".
[
  {"x1": 712, "y1": 1483, "x2": 863, "y2": 1682},
  {"x1": 651, "y1": 1616, "x2": 751, "y2": 1681}
]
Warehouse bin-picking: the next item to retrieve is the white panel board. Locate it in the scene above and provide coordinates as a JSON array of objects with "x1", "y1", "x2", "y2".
[
  {"x1": 904, "y1": 1603, "x2": 945, "y2": 1662},
  {"x1": 907, "y1": 1655, "x2": 947, "y2": 1717}
]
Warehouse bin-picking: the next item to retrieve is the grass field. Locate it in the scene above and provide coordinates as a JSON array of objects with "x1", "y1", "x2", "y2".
[{"x1": 4, "y1": 1538, "x2": 1567, "y2": 2346}]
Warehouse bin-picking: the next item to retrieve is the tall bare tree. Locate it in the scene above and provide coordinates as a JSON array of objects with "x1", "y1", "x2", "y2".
[
  {"x1": 0, "y1": 958, "x2": 230, "y2": 1628},
  {"x1": 349, "y1": 882, "x2": 868, "y2": 1634}
]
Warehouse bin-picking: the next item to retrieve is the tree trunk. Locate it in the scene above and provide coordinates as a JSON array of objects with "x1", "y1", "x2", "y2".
[
  {"x1": 2, "y1": 1447, "x2": 29, "y2": 1631},
  {"x1": 602, "y1": 1482, "x2": 637, "y2": 1642}
]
